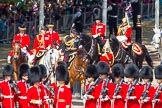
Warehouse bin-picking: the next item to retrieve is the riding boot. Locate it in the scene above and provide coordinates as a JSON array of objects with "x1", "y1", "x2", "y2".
[
  {"x1": 96, "y1": 37, "x2": 104, "y2": 55},
  {"x1": 7, "y1": 56, "x2": 11, "y2": 64}
]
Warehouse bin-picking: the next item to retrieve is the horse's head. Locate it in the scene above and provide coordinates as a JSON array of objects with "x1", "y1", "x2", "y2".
[
  {"x1": 109, "y1": 35, "x2": 119, "y2": 50},
  {"x1": 13, "y1": 41, "x2": 21, "y2": 59}
]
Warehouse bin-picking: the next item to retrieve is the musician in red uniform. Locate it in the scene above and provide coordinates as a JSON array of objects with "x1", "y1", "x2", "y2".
[
  {"x1": 7, "y1": 25, "x2": 31, "y2": 63},
  {"x1": 46, "y1": 23, "x2": 61, "y2": 47},
  {"x1": 39, "y1": 64, "x2": 54, "y2": 108},
  {"x1": 84, "y1": 64, "x2": 98, "y2": 108},
  {"x1": 117, "y1": 17, "x2": 132, "y2": 48},
  {"x1": 16, "y1": 63, "x2": 30, "y2": 108},
  {"x1": 91, "y1": 18, "x2": 106, "y2": 54},
  {"x1": 96, "y1": 61, "x2": 114, "y2": 108},
  {"x1": 124, "y1": 63, "x2": 141, "y2": 108},
  {"x1": 33, "y1": 28, "x2": 51, "y2": 55},
  {"x1": 111, "y1": 63, "x2": 127, "y2": 108},
  {"x1": 27, "y1": 66, "x2": 43, "y2": 108},
  {"x1": 0, "y1": 64, "x2": 15, "y2": 108},
  {"x1": 153, "y1": 65, "x2": 162, "y2": 108},
  {"x1": 54, "y1": 64, "x2": 72, "y2": 108}
]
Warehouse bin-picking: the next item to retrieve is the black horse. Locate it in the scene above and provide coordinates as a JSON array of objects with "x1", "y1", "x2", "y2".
[
  {"x1": 108, "y1": 35, "x2": 127, "y2": 65},
  {"x1": 127, "y1": 42, "x2": 153, "y2": 69},
  {"x1": 80, "y1": 34, "x2": 99, "y2": 64}
]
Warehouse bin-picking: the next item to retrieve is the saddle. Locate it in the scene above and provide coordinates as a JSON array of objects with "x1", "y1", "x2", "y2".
[
  {"x1": 36, "y1": 50, "x2": 47, "y2": 58},
  {"x1": 68, "y1": 52, "x2": 77, "y2": 69},
  {"x1": 132, "y1": 43, "x2": 143, "y2": 55}
]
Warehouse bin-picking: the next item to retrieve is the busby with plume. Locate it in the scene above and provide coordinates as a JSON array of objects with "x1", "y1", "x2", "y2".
[
  {"x1": 3, "y1": 64, "x2": 14, "y2": 76},
  {"x1": 19, "y1": 63, "x2": 30, "y2": 79},
  {"x1": 96, "y1": 61, "x2": 110, "y2": 75},
  {"x1": 155, "y1": 65, "x2": 162, "y2": 79},
  {"x1": 124, "y1": 63, "x2": 139, "y2": 79},
  {"x1": 140, "y1": 66, "x2": 153, "y2": 81},
  {"x1": 112, "y1": 63, "x2": 124, "y2": 78},
  {"x1": 85, "y1": 64, "x2": 98, "y2": 79}
]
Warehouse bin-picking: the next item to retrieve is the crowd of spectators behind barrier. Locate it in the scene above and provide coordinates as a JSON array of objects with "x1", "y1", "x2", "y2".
[{"x1": 0, "y1": 0, "x2": 161, "y2": 42}]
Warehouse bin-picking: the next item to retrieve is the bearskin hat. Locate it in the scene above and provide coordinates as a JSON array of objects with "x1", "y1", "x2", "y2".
[
  {"x1": 57, "y1": 61, "x2": 68, "y2": 70},
  {"x1": 56, "y1": 64, "x2": 69, "y2": 84},
  {"x1": 85, "y1": 64, "x2": 98, "y2": 79},
  {"x1": 19, "y1": 63, "x2": 30, "y2": 79},
  {"x1": 29, "y1": 66, "x2": 41, "y2": 85},
  {"x1": 38, "y1": 64, "x2": 47, "y2": 79},
  {"x1": 154, "y1": 65, "x2": 162, "y2": 79},
  {"x1": 112, "y1": 63, "x2": 124, "y2": 78},
  {"x1": 3, "y1": 64, "x2": 14, "y2": 76},
  {"x1": 140, "y1": 66, "x2": 153, "y2": 80},
  {"x1": 96, "y1": 61, "x2": 110, "y2": 75},
  {"x1": 124, "y1": 63, "x2": 139, "y2": 79}
]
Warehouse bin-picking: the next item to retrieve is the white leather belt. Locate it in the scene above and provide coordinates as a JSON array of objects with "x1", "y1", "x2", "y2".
[
  {"x1": 18, "y1": 96, "x2": 27, "y2": 99},
  {"x1": 3, "y1": 95, "x2": 14, "y2": 98}
]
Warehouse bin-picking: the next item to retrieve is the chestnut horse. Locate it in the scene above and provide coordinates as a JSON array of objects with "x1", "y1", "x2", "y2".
[
  {"x1": 68, "y1": 49, "x2": 91, "y2": 97},
  {"x1": 11, "y1": 42, "x2": 27, "y2": 80}
]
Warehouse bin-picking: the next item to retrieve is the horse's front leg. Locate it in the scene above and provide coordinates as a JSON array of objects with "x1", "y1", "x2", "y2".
[{"x1": 81, "y1": 79, "x2": 86, "y2": 99}]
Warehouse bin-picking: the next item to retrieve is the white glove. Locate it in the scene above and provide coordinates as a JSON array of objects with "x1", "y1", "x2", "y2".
[
  {"x1": 35, "y1": 100, "x2": 42, "y2": 105},
  {"x1": 46, "y1": 46, "x2": 50, "y2": 50},
  {"x1": 93, "y1": 34, "x2": 98, "y2": 38},
  {"x1": 56, "y1": 45, "x2": 59, "y2": 49},
  {"x1": 60, "y1": 55, "x2": 64, "y2": 61},
  {"x1": 107, "y1": 5, "x2": 112, "y2": 11},
  {"x1": 21, "y1": 47, "x2": 27, "y2": 54},
  {"x1": 79, "y1": 45, "x2": 83, "y2": 49}
]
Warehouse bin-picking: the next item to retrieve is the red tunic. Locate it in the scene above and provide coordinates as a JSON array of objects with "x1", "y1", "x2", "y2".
[
  {"x1": 96, "y1": 80, "x2": 114, "y2": 108},
  {"x1": 117, "y1": 25, "x2": 132, "y2": 43},
  {"x1": 84, "y1": 83, "x2": 98, "y2": 108},
  {"x1": 125, "y1": 83, "x2": 142, "y2": 108},
  {"x1": 0, "y1": 81, "x2": 15, "y2": 108},
  {"x1": 27, "y1": 85, "x2": 43, "y2": 108},
  {"x1": 113, "y1": 83, "x2": 128, "y2": 108},
  {"x1": 54, "y1": 85, "x2": 72, "y2": 108},
  {"x1": 12, "y1": 33, "x2": 30, "y2": 48},
  {"x1": 33, "y1": 34, "x2": 51, "y2": 54},
  {"x1": 91, "y1": 23, "x2": 106, "y2": 40},
  {"x1": 100, "y1": 53, "x2": 114, "y2": 65},
  {"x1": 16, "y1": 80, "x2": 28, "y2": 108},
  {"x1": 40, "y1": 83, "x2": 51, "y2": 108},
  {"x1": 140, "y1": 84, "x2": 156, "y2": 108},
  {"x1": 46, "y1": 31, "x2": 61, "y2": 45},
  {"x1": 154, "y1": 86, "x2": 162, "y2": 108}
]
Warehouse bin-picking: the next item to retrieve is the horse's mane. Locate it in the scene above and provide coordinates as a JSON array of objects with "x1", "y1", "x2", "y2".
[
  {"x1": 110, "y1": 35, "x2": 119, "y2": 48},
  {"x1": 77, "y1": 49, "x2": 86, "y2": 56}
]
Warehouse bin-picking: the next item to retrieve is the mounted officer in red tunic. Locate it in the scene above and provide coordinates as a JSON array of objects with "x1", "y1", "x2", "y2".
[{"x1": 7, "y1": 25, "x2": 31, "y2": 63}]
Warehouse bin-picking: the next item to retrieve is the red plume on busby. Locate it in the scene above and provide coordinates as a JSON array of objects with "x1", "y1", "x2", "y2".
[
  {"x1": 3, "y1": 64, "x2": 14, "y2": 76},
  {"x1": 56, "y1": 64, "x2": 69, "y2": 84},
  {"x1": 96, "y1": 61, "x2": 110, "y2": 75},
  {"x1": 124, "y1": 63, "x2": 139, "y2": 79},
  {"x1": 85, "y1": 64, "x2": 98, "y2": 79},
  {"x1": 38, "y1": 64, "x2": 47, "y2": 79},
  {"x1": 140, "y1": 66, "x2": 153, "y2": 81},
  {"x1": 112, "y1": 63, "x2": 124, "y2": 78},
  {"x1": 29, "y1": 66, "x2": 41, "y2": 85},
  {"x1": 19, "y1": 63, "x2": 30, "y2": 79},
  {"x1": 154, "y1": 65, "x2": 162, "y2": 79}
]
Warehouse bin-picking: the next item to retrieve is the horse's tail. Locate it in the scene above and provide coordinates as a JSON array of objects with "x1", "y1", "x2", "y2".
[{"x1": 144, "y1": 45, "x2": 153, "y2": 68}]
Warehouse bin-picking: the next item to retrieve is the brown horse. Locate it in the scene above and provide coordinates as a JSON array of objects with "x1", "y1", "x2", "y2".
[
  {"x1": 11, "y1": 42, "x2": 28, "y2": 80},
  {"x1": 68, "y1": 49, "x2": 91, "y2": 97}
]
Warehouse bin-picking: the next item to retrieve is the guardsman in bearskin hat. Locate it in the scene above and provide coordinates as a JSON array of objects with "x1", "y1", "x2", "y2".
[
  {"x1": 0, "y1": 64, "x2": 16, "y2": 108},
  {"x1": 152, "y1": 65, "x2": 162, "y2": 108},
  {"x1": 38, "y1": 64, "x2": 54, "y2": 108},
  {"x1": 116, "y1": 17, "x2": 132, "y2": 48},
  {"x1": 111, "y1": 63, "x2": 127, "y2": 108},
  {"x1": 84, "y1": 64, "x2": 99, "y2": 108},
  {"x1": 7, "y1": 24, "x2": 31, "y2": 63},
  {"x1": 32, "y1": 27, "x2": 51, "y2": 65},
  {"x1": 16, "y1": 63, "x2": 30, "y2": 108},
  {"x1": 46, "y1": 23, "x2": 61, "y2": 48},
  {"x1": 60, "y1": 28, "x2": 81, "y2": 66},
  {"x1": 124, "y1": 63, "x2": 141, "y2": 108},
  {"x1": 96, "y1": 61, "x2": 114, "y2": 108},
  {"x1": 139, "y1": 65, "x2": 155, "y2": 108},
  {"x1": 54, "y1": 64, "x2": 72, "y2": 108},
  {"x1": 27, "y1": 66, "x2": 43, "y2": 107},
  {"x1": 91, "y1": 18, "x2": 106, "y2": 54}
]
